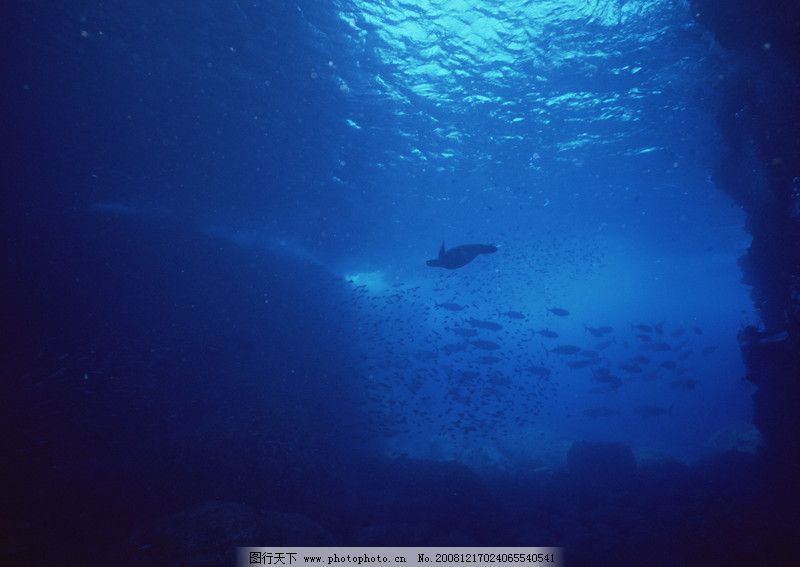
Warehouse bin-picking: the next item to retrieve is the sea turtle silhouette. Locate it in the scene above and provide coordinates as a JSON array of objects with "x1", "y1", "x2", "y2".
[{"x1": 426, "y1": 241, "x2": 497, "y2": 269}]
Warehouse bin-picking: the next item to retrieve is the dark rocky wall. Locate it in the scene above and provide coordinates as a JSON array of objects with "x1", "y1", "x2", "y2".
[{"x1": 692, "y1": 0, "x2": 800, "y2": 540}]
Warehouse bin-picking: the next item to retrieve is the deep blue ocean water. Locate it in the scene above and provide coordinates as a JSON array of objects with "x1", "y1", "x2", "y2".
[{"x1": 4, "y1": 1, "x2": 800, "y2": 565}]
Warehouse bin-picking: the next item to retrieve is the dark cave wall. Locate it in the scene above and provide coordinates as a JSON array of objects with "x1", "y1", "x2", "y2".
[{"x1": 692, "y1": 0, "x2": 800, "y2": 522}]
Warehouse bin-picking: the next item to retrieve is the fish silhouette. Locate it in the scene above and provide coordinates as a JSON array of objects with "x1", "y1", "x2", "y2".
[{"x1": 426, "y1": 241, "x2": 497, "y2": 269}]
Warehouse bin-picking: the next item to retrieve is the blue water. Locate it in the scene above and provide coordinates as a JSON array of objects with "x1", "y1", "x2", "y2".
[{"x1": 5, "y1": 1, "x2": 797, "y2": 565}]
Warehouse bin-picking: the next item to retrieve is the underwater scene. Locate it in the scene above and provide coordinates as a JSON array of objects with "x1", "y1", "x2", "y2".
[{"x1": 4, "y1": 1, "x2": 799, "y2": 565}]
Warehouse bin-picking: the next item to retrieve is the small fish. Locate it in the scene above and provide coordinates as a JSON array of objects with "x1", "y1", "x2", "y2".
[
  {"x1": 621, "y1": 363, "x2": 642, "y2": 374},
  {"x1": 702, "y1": 345, "x2": 718, "y2": 355},
  {"x1": 524, "y1": 365, "x2": 551, "y2": 378},
  {"x1": 537, "y1": 329, "x2": 559, "y2": 338},
  {"x1": 584, "y1": 407, "x2": 620, "y2": 418},
  {"x1": 585, "y1": 325, "x2": 605, "y2": 337},
  {"x1": 449, "y1": 327, "x2": 478, "y2": 338},
  {"x1": 660, "y1": 361, "x2": 677, "y2": 370},
  {"x1": 490, "y1": 375, "x2": 512, "y2": 386},
  {"x1": 415, "y1": 350, "x2": 437, "y2": 360},
  {"x1": 467, "y1": 318, "x2": 503, "y2": 331},
  {"x1": 642, "y1": 342, "x2": 672, "y2": 352},
  {"x1": 478, "y1": 356, "x2": 501, "y2": 364},
  {"x1": 595, "y1": 339, "x2": 614, "y2": 350},
  {"x1": 592, "y1": 372, "x2": 623, "y2": 390},
  {"x1": 548, "y1": 307, "x2": 570, "y2": 316},
  {"x1": 584, "y1": 325, "x2": 613, "y2": 337},
  {"x1": 670, "y1": 328, "x2": 686, "y2": 338},
  {"x1": 567, "y1": 359, "x2": 594, "y2": 369},
  {"x1": 441, "y1": 343, "x2": 468, "y2": 355},
  {"x1": 631, "y1": 355, "x2": 650, "y2": 364},
  {"x1": 502, "y1": 310, "x2": 526, "y2": 319},
  {"x1": 471, "y1": 339, "x2": 501, "y2": 350},
  {"x1": 549, "y1": 345, "x2": 581, "y2": 355},
  {"x1": 635, "y1": 404, "x2": 673, "y2": 417},
  {"x1": 693, "y1": 326, "x2": 703, "y2": 335},
  {"x1": 670, "y1": 378, "x2": 697, "y2": 390},
  {"x1": 436, "y1": 302, "x2": 466, "y2": 311},
  {"x1": 637, "y1": 334, "x2": 653, "y2": 342},
  {"x1": 632, "y1": 324, "x2": 653, "y2": 333}
]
